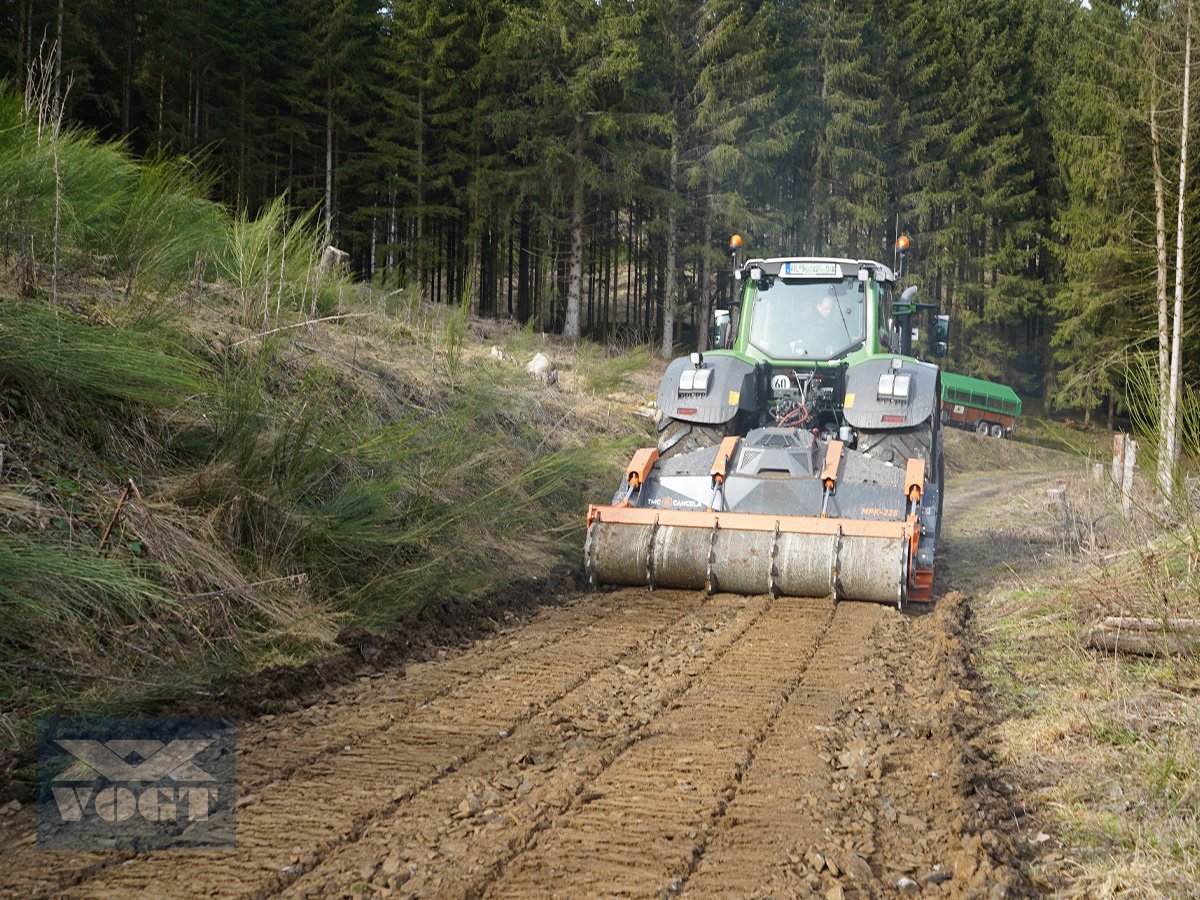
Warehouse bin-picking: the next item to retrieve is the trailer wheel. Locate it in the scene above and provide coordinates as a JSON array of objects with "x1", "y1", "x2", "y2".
[
  {"x1": 657, "y1": 418, "x2": 728, "y2": 460},
  {"x1": 975, "y1": 420, "x2": 989, "y2": 436},
  {"x1": 990, "y1": 423, "x2": 1005, "y2": 439}
]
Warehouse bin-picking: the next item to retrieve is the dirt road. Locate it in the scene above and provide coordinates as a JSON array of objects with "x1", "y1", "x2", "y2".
[{"x1": 1, "y1": 463, "x2": 1058, "y2": 898}]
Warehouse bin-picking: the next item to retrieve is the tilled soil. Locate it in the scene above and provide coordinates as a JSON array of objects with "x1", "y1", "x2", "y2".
[{"x1": 0, "y1": 463, "x2": 1049, "y2": 899}]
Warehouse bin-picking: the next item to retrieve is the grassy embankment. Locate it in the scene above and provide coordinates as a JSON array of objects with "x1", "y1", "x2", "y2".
[
  {"x1": 0, "y1": 88, "x2": 657, "y2": 754},
  {"x1": 952, "y1": 401, "x2": 1200, "y2": 895}
]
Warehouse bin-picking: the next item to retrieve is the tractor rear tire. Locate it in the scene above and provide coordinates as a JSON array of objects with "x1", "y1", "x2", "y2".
[
  {"x1": 657, "y1": 418, "x2": 728, "y2": 460},
  {"x1": 858, "y1": 420, "x2": 935, "y2": 468},
  {"x1": 858, "y1": 418, "x2": 944, "y2": 539}
]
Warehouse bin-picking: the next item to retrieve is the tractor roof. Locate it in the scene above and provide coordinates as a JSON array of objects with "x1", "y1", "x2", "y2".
[{"x1": 741, "y1": 257, "x2": 897, "y2": 283}]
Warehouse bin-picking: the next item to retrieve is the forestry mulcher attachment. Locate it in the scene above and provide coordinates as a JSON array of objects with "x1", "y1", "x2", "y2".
[{"x1": 585, "y1": 236, "x2": 949, "y2": 606}]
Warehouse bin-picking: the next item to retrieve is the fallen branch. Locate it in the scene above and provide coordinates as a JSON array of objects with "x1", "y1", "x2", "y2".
[
  {"x1": 96, "y1": 481, "x2": 133, "y2": 555},
  {"x1": 232, "y1": 313, "x2": 368, "y2": 346},
  {"x1": 1085, "y1": 616, "x2": 1200, "y2": 657},
  {"x1": 181, "y1": 573, "x2": 308, "y2": 602},
  {"x1": 96, "y1": 479, "x2": 161, "y2": 556}
]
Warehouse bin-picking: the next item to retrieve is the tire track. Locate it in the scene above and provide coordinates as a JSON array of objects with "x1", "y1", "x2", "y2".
[
  {"x1": 680, "y1": 601, "x2": 888, "y2": 896},
  {"x1": 38, "y1": 591, "x2": 705, "y2": 898},
  {"x1": 0, "y1": 591, "x2": 640, "y2": 899},
  {"x1": 483, "y1": 595, "x2": 839, "y2": 898},
  {"x1": 234, "y1": 591, "x2": 639, "y2": 790},
  {"x1": 279, "y1": 593, "x2": 776, "y2": 898},
  {"x1": 0, "y1": 592, "x2": 648, "y2": 898}
]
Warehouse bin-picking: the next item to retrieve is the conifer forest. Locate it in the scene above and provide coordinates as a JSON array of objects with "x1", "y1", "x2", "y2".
[{"x1": 3, "y1": 0, "x2": 1199, "y2": 420}]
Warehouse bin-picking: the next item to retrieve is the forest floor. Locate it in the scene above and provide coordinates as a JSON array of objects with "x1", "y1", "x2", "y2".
[{"x1": 4, "y1": 417, "x2": 1194, "y2": 898}]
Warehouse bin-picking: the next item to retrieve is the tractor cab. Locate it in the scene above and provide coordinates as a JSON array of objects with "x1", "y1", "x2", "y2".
[
  {"x1": 717, "y1": 255, "x2": 895, "y2": 368},
  {"x1": 746, "y1": 270, "x2": 866, "y2": 361},
  {"x1": 713, "y1": 236, "x2": 949, "y2": 367}
]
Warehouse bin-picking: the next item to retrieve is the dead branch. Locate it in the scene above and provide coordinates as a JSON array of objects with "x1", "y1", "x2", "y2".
[
  {"x1": 96, "y1": 481, "x2": 133, "y2": 555},
  {"x1": 231, "y1": 313, "x2": 368, "y2": 346}
]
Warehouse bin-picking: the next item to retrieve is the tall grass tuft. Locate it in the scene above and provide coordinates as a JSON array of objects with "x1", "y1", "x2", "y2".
[
  {"x1": 97, "y1": 154, "x2": 224, "y2": 302},
  {"x1": 1126, "y1": 352, "x2": 1200, "y2": 511},
  {"x1": 578, "y1": 344, "x2": 652, "y2": 395},
  {"x1": 1116, "y1": 354, "x2": 1200, "y2": 617},
  {"x1": 0, "y1": 84, "x2": 225, "y2": 302},
  {"x1": 0, "y1": 536, "x2": 178, "y2": 656},
  {"x1": 158, "y1": 348, "x2": 626, "y2": 629},
  {"x1": 0, "y1": 300, "x2": 209, "y2": 412},
  {"x1": 219, "y1": 197, "x2": 347, "y2": 328},
  {"x1": 0, "y1": 537, "x2": 186, "y2": 743}
]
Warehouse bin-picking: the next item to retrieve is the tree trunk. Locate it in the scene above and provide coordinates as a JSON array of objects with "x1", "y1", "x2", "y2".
[
  {"x1": 564, "y1": 116, "x2": 585, "y2": 341},
  {"x1": 661, "y1": 130, "x2": 679, "y2": 359},
  {"x1": 517, "y1": 209, "x2": 531, "y2": 323},
  {"x1": 157, "y1": 72, "x2": 164, "y2": 149},
  {"x1": 122, "y1": 2, "x2": 135, "y2": 136},
  {"x1": 1164, "y1": 8, "x2": 1192, "y2": 501},
  {"x1": 1151, "y1": 70, "x2": 1172, "y2": 497},
  {"x1": 698, "y1": 171, "x2": 713, "y2": 351},
  {"x1": 415, "y1": 85, "x2": 425, "y2": 298},
  {"x1": 1085, "y1": 616, "x2": 1200, "y2": 656},
  {"x1": 55, "y1": 0, "x2": 63, "y2": 110},
  {"x1": 324, "y1": 79, "x2": 334, "y2": 245}
]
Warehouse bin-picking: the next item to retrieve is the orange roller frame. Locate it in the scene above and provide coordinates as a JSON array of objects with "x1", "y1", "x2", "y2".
[
  {"x1": 625, "y1": 448, "x2": 659, "y2": 489},
  {"x1": 710, "y1": 436, "x2": 741, "y2": 484},
  {"x1": 586, "y1": 505, "x2": 916, "y2": 541}
]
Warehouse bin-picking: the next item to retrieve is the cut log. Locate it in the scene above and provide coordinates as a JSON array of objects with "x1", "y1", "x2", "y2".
[
  {"x1": 1099, "y1": 616, "x2": 1200, "y2": 634},
  {"x1": 1085, "y1": 617, "x2": 1200, "y2": 656}
]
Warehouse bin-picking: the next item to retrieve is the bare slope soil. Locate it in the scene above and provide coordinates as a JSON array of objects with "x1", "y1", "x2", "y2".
[{"x1": 0, "y1": 432, "x2": 1061, "y2": 898}]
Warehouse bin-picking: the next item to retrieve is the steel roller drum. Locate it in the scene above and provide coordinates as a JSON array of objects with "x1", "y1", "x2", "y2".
[{"x1": 585, "y1": 520, "x2": 906, "y2": 603}]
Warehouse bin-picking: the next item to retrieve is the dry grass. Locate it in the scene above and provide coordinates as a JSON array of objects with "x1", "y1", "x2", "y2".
[
  {"x1": 0, "y1": 277, "x2": 664, "y2": 754},
  {"x1": 0, "y1": 86, "x2": 668, "y2": 757},
  {"x1": 967, "y1": 445, "x2": 1200, "y2": 897}
]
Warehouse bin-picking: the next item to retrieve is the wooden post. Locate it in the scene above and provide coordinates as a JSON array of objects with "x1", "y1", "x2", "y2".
[
  {"x1": 1112, "y1": 433, "x2": 1126, "y2": 488},
  {"x1": 1122, "y1": 437, "x2": 1137, "y2": 514}
]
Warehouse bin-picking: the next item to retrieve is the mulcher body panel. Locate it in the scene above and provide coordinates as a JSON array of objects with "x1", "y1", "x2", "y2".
[{"x1": 587, "y1": 254, "x2": 945, "y2": 606}]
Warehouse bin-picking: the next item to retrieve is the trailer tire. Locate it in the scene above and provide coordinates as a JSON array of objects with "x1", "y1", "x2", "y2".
[
  {"x1": 657, "y1": 418, "x2": 729, "y2": 460},
  {"x1": 975, "y1": 420, "x2": 989, "y2": 436},
  {"x1": 990, "y1": 423, "x2": 1005, "y2": 439}
]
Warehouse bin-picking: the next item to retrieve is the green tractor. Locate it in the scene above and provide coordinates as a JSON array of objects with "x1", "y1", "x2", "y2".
[{"x1": 585, "y1": 236, "x2": 949, "y2": 606}]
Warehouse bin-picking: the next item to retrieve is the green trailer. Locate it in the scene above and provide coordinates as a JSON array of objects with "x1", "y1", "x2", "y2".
[{"x1": 939, "y1": 371, "x2": 1021, "y2": 438}]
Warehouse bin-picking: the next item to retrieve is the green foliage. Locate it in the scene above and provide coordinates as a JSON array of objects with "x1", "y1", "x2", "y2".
[
  {"x1": 1125, "y1": 354, "x2": 1200, "y2": 545},
  {"x1": 175, "y1": 347, "x2": 620, "y2": 629},
  {"x1": 0, "y1": 537, "x2": 176, "y2": 655},
  {"x1": 97, "y1": 155, "x2": 225, "y2": 298},
  {"x1": 579, "y1": 344, "x2": 653, "y2": 395}
]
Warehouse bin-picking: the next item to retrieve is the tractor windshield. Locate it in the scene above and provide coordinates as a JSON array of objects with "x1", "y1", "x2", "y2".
[{"x1": 747, "y1": 275, "x2": 865, "y2": 360}]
